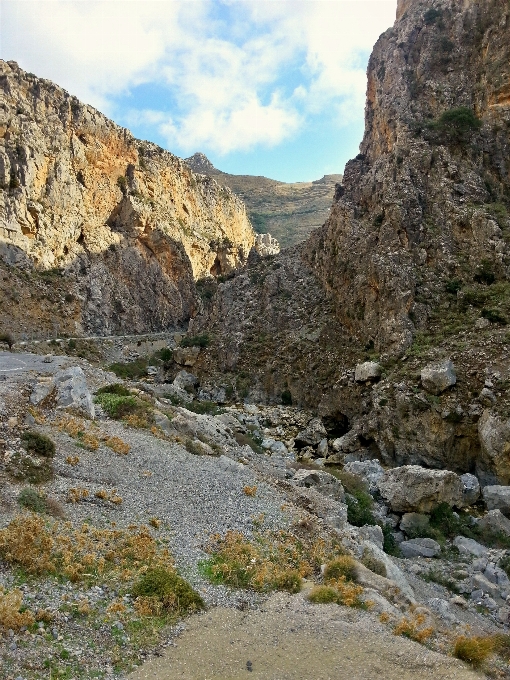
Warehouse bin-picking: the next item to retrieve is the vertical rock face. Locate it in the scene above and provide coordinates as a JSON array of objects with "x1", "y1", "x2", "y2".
[
  {"x1": 306, "y1": 0, "x2": 510, "y2": 354},
  {"x1": 0, "y1": 60, "x2": 254, "y2": 333}
]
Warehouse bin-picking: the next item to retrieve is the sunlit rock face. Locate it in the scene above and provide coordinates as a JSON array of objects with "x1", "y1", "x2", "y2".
[
  {"x1": 306, "y1": 0, "x2": 510, "y2": 355},
  {"x1": 0, "y1": 60, "x2": 254, "y2": 333}
]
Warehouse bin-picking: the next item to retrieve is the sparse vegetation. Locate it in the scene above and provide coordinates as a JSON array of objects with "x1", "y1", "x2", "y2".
[
  {"x1": 394, "y1": 613, "x2": 434, "y2": 644},
  {"x1": 180, "y1": 333, "x2": 210, "y2": 348},
  {"x1": 0, "y1": 332, "x2": 14, "y2": 349},
  {"x1": 21, "y1": 430, "x2": 56, "y2": 457},
  {"x1": 96, "y1": 383, "x2": 131, "y2": 396},
  {"x1": 453, "y1": 635, "x2": 494, "y2": 667},
  {"x1": 361, "y1": 550, "x2": 387, "y2": 577},
  {"x1": 108, "y1": 358, "x2": 148, "y2": 380},
  {"x1": 131, "y1": 567, "x2": 204, "y2": 616},
  {"x1": 18, "y1": 487, "x2": 48, "y2": 514}
]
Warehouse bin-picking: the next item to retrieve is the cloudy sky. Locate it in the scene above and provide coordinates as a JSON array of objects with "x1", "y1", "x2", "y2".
[{"x1": 1, "y1": 0, "x2": 397, "y2": 181}]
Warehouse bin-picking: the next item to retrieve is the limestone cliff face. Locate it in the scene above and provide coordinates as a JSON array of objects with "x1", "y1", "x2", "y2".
[
  {"x1": 0, "y1": 60, "x2": 254, "y2": 334},
  {"x1": 307, "y1": 0, "x2": 510, "y2": 354}
]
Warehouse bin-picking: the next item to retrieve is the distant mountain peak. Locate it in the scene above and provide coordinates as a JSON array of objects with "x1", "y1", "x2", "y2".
[{"x1": 185, "y1": 152, "x2": 217, "y2": 174}]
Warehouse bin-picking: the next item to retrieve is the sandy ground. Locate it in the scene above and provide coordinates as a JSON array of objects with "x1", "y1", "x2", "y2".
[{"x1": 129, "y1": 591, "x2": 484, "y2": 680}]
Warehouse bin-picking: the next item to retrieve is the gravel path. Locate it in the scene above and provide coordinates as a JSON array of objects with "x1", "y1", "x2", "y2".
[{"x1": 128, "y1": 590, "x2": 484, "y2": 680}]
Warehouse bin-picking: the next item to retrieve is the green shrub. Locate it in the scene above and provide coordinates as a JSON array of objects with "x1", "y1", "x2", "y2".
[
  {"x1": 499, "y1": 554, "x2": 510, "y2": 579},
  {"x1": 7, "y1": 453, "x2": 54, "y2": 484},
  {"x1": 474, "y1": 260, "x2": 496, "y2": 285},
  {"x1": 481, "y1": 308, "x2": 507, "y2": 324},
  {"x1": 184, "y1": 400, "x2": 225, "y2": 416},
  {"x1": 96, "y1": 383, "x2": 131, "y2": 397},
  {"x1": 424, "y1": 8, "x2": 441, "y2": 24},
  {"x1": 158, "y1": 347, "x2": 173, "y2": 363},
  {"x1": 67, "y1": 339, "x2": 77, "y2": 350},
  {"x1": 21, "y1": 431, "x2": 55, "y2": 458},
  {"x1": 180, "y1": 334, "x2": 210, "y2": 348},
  {"x1": 345, "y1": 491, "x2": 376, "y2": 527},
  {"x1": 94, "y1": 393, "x2": 143, "y2": 419},
  {"x1": 108, "y1": 358, "x2": 148, "y2": 380},
  {"x1": 233, "y1": 431, "x2": 264, "y2": 455},
  {"x1": 462, "y1": 288, "x2": 489, "y2": 308},
  {"x1": 445, "y1": 278, "x2": 462, "y2": 295},
  {"x1": 425, "y1": 107, "x2": 482, "y2": 145},
  {"x1": 18, "y1": 488, "x2": 48, "y2": 514},
  {"x1": 307, "y1": 586, "x2": 339, "y2": 604},
  {"x1": 382, "y1": 524, "x2": 401, "y2": 556},
  {"x1": 116, "y1": 175, "x2": 127, "y2": 194},
  {"x1": 131, "y1": 567, "x2": 204, "y2": 614},
  {"x1": 281, "y1": 389, "x2": 292, "y2": 406},
  {"x1": 323, "y1": 556, "x2": 357, "y2": 582}
]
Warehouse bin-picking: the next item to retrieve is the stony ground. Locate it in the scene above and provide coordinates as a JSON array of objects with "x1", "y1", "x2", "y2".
[{"x1": 0, "y1": 349, "x2": 509, "y2": 679}]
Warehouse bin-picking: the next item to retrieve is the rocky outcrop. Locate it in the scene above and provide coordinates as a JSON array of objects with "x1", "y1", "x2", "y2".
[
  {"x1": 253, "y1": 233, "x2": 280, "y2": 257},
  {"x1": 306, "y1": 0, "x2": 510, "y2": 355},
  {"x1": 0, "y1": 61, "x2": 254, "y2": 334},
  {"x1": 379, "y1": 465, "x2": 464, "y2": 512}
]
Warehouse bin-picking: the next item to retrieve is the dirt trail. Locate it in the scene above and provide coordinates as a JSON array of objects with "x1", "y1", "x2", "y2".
[{"x1": 129, "y1": 592, "x2": 483, "y2": 680}]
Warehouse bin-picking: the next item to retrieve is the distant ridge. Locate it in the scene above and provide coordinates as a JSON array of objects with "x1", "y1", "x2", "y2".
[{"x1": 185, "y1": 153, "x2": 342, "y2": 249}]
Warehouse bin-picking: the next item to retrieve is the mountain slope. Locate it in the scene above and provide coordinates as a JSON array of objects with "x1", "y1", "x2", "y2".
[
  {"x1": 185, "y1": 153, "x2": 342, "y2": 249},
  {"x1": 0, "y1": 61, "x2": 254, "y2": 335}
]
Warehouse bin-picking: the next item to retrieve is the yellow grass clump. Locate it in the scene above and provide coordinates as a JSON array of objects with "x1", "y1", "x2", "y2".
[
  {"x1": 243, "y1": 485, "x2": 257, "y2": 497},
  {"x1": 0, "y1": 513, "x2": 173, "y2": 584},
  {"x1": 0, "y1": 587, "x2": 35, "y2": 630},
  {"x1": 453, "y1": 635, "x2": 495, "y2": 667},
  {"x1": 394, "y1": 613, "x2": 435, "y2": 644}
]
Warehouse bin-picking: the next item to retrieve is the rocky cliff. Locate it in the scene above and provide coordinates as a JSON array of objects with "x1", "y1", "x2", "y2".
[
  {"x1": 190, "y1": 0, "x2": 510, "y2": 485},
  {"x1": 307, "y1": 0, "x2": 510, "y2": 355},
  {"x1": 0, "y1": 61, "x2": 254, "y2": 335},
  {"x1": 185, "y1": 153, "x2": 342, "y2": 249}
]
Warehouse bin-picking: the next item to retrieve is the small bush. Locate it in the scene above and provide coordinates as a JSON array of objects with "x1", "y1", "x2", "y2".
[
  {"x1": 116, "y1": 175, "x2": 127, "y2": 194},
  {"x1": 345, "y1": 492, "x2": 376, "y2": 527},
  {"x1": 474, "y1": 260, "x2": 496, "y2": 285},
  {"x1": 394, "y1": 614, "x2": 434, "y2": 644},
  {"x1": 96, "y1": 383, "x2": 131, "y2": 397},
  {"x1": 108, "y1": 359, "x2": 148, "y2": 380},
  {"x1": 184, "y1": 400, "x2": 225, "y2": 416},
  {"x1": 94, "y1": 393, "x2": 148, "y2": 421},
  {"x1": 482, "y1": 308, "x2": 507, "y2": 324},
  {"x1": 180, "y1": 334, "x2": 210, "y2": 348},
  {"x1": 382, "y1": 524, "x2": 401, "y2": 556},
  {"x1": 308, "y1": 586, "x2": 339, "y2": 604},
  {"x1": 0, "y1": 332, "x2": 14, "y2": 349},
  {"x1": 0, "y1": 588, "x2": 35, "y2": 631},
  {"x1": 361, "y1": 550, "x2": 387, "y2": 577},
  {"x1": 281, "y1": 389, "x2": 292, "y2": 406},
  {"x1": 21, "y1": 431, "x2": 56, "y2": 458},
  {"x1": 18, "y1": 488, "x2": 48, "y2": 514},
  {"x1": 424, "y1": 8, "x2": 441, "y2": 24},
  {"x1": 453, "y1": 635, "x2": 494, "y2": 667},
  {"x1": 499, "y1": 555, "x2": 510, "y2": 579},
  {"x1": 323, "y1": 556, "x2": 357, "y2": 582},
  {"x1": 425, "y1": 107, "x2": 482, "y2": 145},
  {"x1": 7, "y1": 452, "x2": 54, "y2": 484},
  {"x1": 445, "y1": 278, "x2": 462, "y2": 295},
  {"x1": 131, "y1": 568, "x2": 204, "y2": 615}
]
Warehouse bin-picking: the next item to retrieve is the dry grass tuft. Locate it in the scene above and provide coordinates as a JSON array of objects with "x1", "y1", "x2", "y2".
[
  {"x1": 67, "y1": 487, "x2": 89, "y2": 503},
  {"x1": 0, "y1": 587, "x2": 35, "y2": 630},
  {"x1": 204, "y1": 529, "x2": 345, "y2": 594},
  {"x1": 65, "y1": 456, "x2": 80, "y2": 466},
  {"x1": 105, "y1": 436, "x2": 130, "y2": 455},
  {"x1": 453, "y1": 635, "x2": 495, "y2": 667},
  {"x1": 149, "y1": 517, "x2": 161, "y2": 529},
  {"x1": 94, "y1": 488, "x2": 123, "y2": 504},
  {"x1": 394, "y1": 613, "x2": 435, "y2": 644},
  {"x1": 0, "y1": 513, "x2": 173, "y2": 584},
  {"x1": 243, "y1": 485, "x2": 257, "y2": 497}
]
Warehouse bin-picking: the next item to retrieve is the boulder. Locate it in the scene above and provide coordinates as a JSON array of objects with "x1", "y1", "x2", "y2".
[
  {"x1": 317, "y1": 438, "x2": 328, "y2": 457},
  {"x1": 400, "y1": 538, "x2": 441, "y2": 558},
  {"x1": 355, "y1": 362, "x2": 382, "y2": 382},
  {"x1": 173, "y1": 370, "x2": 199, "y2": 391},
  {"x1": 400, "y1": 512, "x2": 430, "y2": 537},
  {"x1": 295, "y1": 417, "x2": 327, "y2": 448},
  {"x1": 379, "y1": 465, "x2": 463, "y2": 513},
  {"x1": 478, "y1": 509, "x2": 510, "y2": 537},
  {"x1": 330, "y1": 429, "x2": 360, "y2": 455},
  {"x1": 482, "y1": 485, "x2": 510, "y2": 517},
  {"x1": 458, "y1": 473, "x2": 481, "y2": 507},
  {"x1": 453, "y1": 536, "x2": 488, "y2": 557},
  {"x1": 291, "y1": 469, "x2": 345, "y2": 502},
  {"x1": 173, "y1": 346, "x2": 200, "y2": 367},
  {"x1": 54, "y1": 367, "x2": 94, "y2": 418},
  {"x1": 344, "y1": 459, "x2": 384, "y2": 492},
  {"x1": 421, "y1": 360, "x2": 456, "y2": 395},
  {"x1": 358, "y1": 524, "x2": 384, "y2": 551},
  {"x1": 359, "y1": 541, "x2": 415, "y2": 600},
  {"x1": 478, "y1": 411, "x2": 510, "y2": 484},
  {"x1": 164, "y1": 383, "x2": 194, "y2": 404},
  {"x1": 30, "y1": 379, "x2": 54, "y2": 405}
]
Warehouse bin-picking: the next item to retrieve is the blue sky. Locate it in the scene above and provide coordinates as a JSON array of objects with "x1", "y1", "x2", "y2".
[{"x1": 1, "y1": 0, "x2": 397, "y2": 182}]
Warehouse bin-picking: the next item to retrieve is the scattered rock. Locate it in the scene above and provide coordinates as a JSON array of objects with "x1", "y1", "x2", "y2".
[
  {"x1": 357, "y1": 524, "x2": 384, "y2": 551},
  {"x1": 291, "y1": 469, "x2": 345, "y2": 502},
  {"x1": 379, "y1": 465, "x2": 463, "y2": 513},
  {"x1": 400, "y1": 538, "x2": 441, "y2": 558},
  {"x1": 354, "y1": 362, "x2": 382, "y2": 382},
  {"x1": 54, "y1": 366, "x2": 95, "y2": 418},
  {"x1": 453, "y1": 536, "x2": 488, "y2": 557},
  {"x1": 343, "y1": 459, "x2": 384, "y2": 492},
  {"x1": 478, "y1": 509, "x2": 510, "y2": 537},
  {"x1": 482, "y1": 485, "x2": 510, "y2": 517},
  {"x1": 294, "y1": 417, "x2": 327, "y2": 448},
  {"x1": 458, "y1": 473, "x2": 480, "y2": 507},
  {"x1": 420, "y1": 360, "x2": 456, "y2": 395},
  {"x1": 173, "y1": 347, "x2": 200, "y2": 367},
  {"x1": 173, "y1": 370, "x2": 199, "y2": 391}
]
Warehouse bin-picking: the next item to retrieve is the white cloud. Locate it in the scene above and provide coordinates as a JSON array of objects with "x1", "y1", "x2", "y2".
[{"x1": 0, "y1": 0, "x2": 397, "y2": 153}]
